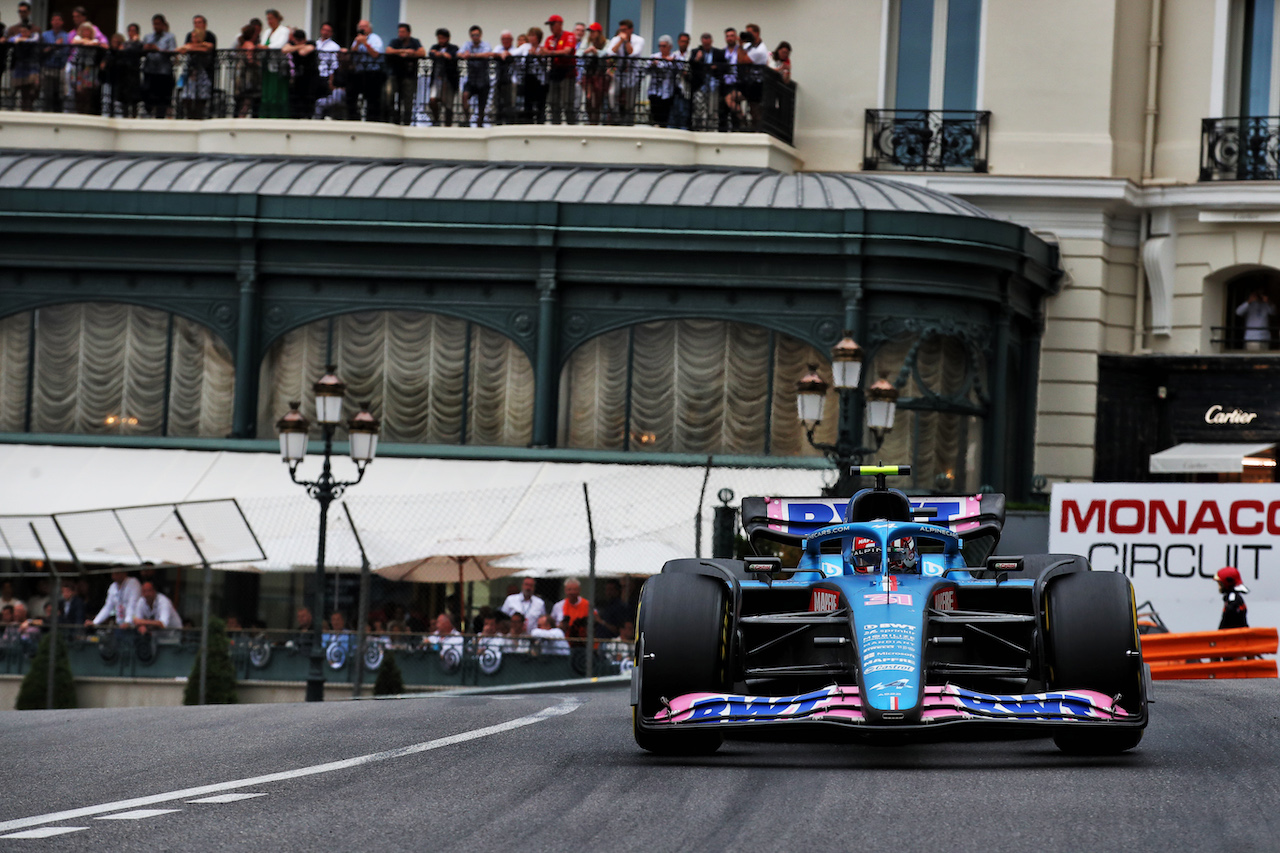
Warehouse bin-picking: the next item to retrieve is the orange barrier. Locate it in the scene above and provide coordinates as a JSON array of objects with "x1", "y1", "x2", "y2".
[{"x1": 1141, "y1": 627, "x2": 1278, "y2": 680}]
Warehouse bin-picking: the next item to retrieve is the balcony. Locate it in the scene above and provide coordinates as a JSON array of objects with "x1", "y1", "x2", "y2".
[
  {"x1": 863, "y1": 109, "x2": 990, "y2": 173},
  {"x1": 1200, "y1": 116, "x2": 1280, "y2": 181},
  {"x1": 0, "y1": 47, "x2": 796, "y2": 145}
]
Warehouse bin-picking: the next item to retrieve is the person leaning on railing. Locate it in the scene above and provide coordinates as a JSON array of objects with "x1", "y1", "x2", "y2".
[
  {"x1": 140, "y1": 13, "x2": 176, "y2": 118},
  {"x1": 457, "y1": 25, "x2": 491, "y2": 128},
  {"x1": 347, "y1": 18, "x2": 385, "y2": 122},
  {"x1": 176, "y1": 14, "x2": 216, "y2": 120},
  {"x1": 280, "y1": 27, "x2": 317, "y2": 120},
  {"x1": 233, "y1": 30, "x2": 262, "y2": 118},
  {"x1": 647, "y1": 35, "x2": 677, "y2": 128},
  {"x1": 39, "y1": 12, "x2": 72, "y2": 113},
  {"x1": 6, "y1": 20, "x2": 41, "y2": 111},
  {"x1": 259, "y1": 8, "x2": 290, "y2": 118},
  {"x1": 386, "y1": 22, "x2": 424, "y2": 126}
]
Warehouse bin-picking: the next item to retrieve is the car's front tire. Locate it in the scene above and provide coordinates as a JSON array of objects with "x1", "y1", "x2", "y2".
[
  {"x1": 1043, "y1": 569, "x2": 1145, "y2": 755},
  {"x1": 633, "y1": 573, "x2": 730, "y2": 756}
]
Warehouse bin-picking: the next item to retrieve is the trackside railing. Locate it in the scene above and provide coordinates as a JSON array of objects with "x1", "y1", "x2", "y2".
[{"x1": 1141, "y1": 627, "x2": 1278, "y2": 680}]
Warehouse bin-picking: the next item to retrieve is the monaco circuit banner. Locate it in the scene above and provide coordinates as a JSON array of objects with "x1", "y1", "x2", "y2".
[{"x1": 1049, "y1": 483, "x2": 1280, "y2": 633}]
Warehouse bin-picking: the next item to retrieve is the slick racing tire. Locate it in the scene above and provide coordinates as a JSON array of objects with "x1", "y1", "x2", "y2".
[
  {"x1": 633, "y1": 573, "x2": 729, "y2": 756},
  {"x1": 1044, "y1": 570, "x2": 1145, "y2": 755}
]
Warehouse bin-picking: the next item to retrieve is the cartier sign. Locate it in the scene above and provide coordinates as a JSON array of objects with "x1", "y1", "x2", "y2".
[{"x1": 1204, "y1": 405, "x2": 1259, "y2": 425}]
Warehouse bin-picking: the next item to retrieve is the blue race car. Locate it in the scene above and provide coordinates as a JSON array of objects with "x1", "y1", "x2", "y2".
[{"x1": 632, "y1": 465, "x2": 1150, "y2": 756}]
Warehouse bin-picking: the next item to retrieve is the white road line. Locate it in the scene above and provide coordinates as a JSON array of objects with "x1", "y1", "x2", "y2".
[
  {"x1": 0, "y1": 698, "x2": 581, "y2": 835},
  {"x1": 0, "y1": 827, "x2": 88, "y2": 839},
  {"x1": 95, "y1": 809, "x2": 183, "y2": 821},
  {"x1": 187, "y1": 793, "x2": 268, "y2": 804}
]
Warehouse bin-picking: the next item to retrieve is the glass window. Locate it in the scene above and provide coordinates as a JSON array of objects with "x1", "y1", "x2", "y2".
[{"x1": 888, "y1": 0, "x2": 983, "y2": 111}]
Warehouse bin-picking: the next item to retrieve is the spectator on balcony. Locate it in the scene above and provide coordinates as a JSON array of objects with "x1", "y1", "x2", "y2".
[
  {"x1": 667, "y1": 32, "x2": 691, "y2": 129},
  {"x1": 458, "y1": 25, "x2": 491, "y2": 127},
  {"x1": 386, "y1": 22, "x2": 423, "y2": 126},
  {"x1": 647, "y1": 35, "x2": 677, "y2": 128},
  {"x1": 177, "y1": 15, "x2": 216, "y2": 120},
  {"x1": 551, "y1": 577, "x2": 590, "y2": 639},
  {"x1": 543, "y1": 14, "x2": 576, "y2": 125},
  {"x1": 281, "y1": 27, "x2": 317, "y2": 117},
  {"x1": 259, "y1": 9, "x2": 291, "y2": 118},
  {"x1": 1236, "y1": 290, "x2": 1275, "y2": 351},
  {"x1": 739, "y1": 29, "x2": 767, "y2": 129},
  {"x1": 88, "y1": 570, "x2": 141, "y2": 627},
  {"x1": 745, "y1": 23, "x2": 768, "y2": 58},
  {"x1": 313, "y1": 21, "x2": 340, "y2": 78},
  {"x1": 241, "y1": 16, "x2": 263, "y2": 46},
  {"x1": 113, "y1": 24, "x2": 146, "y2": 116},
  {"x1": 578, "y1": 22, "x2": 608, "y2": 124},
  {"x1": 719, "y1": 27, "x2": 745, "y2": 131},
  {"x1": 69, "y1": 21, "x2": 106, "y2": 114},
  {"x1": 425, "y1": 28, "x2": 458, "y2": 127},
  {"x1": 70, "y1": 7, "x2": 106, "y2": 45},
  {"x1": 348, "y1": 18, "x2": 385, "y2": 121},
  {"x1": 4, "y1": 1, "x2": 30, "y2": 36},
  {"x1": 40, "y1": 13, "x2": 72, "y2": 112},
  {"x1": 501, "y1": 576, "x2": 547, "y2": 626},
  {"x1": 7, "y1": 20, "x2": 40, "y2": 111},
  {"x1": 129, "y1": 581, "x2": 182, "y2": 639},
  {"x1": 606, "y1": 19, "x2": 644, "y2": 125},
  {"x1": 513, "y1": 26, "x2": 544, "y2": 123},
  {"x1": 58, "y1": 578, "x2": 86, "y2": 627},
  {"x1": 530, "y1": 614, "x2": 571, "y2": 655},
  {"x1": 770, "y1": 41, "x2": 791, "y2": 83},
  {"x1": 233, "y1": 30, "x2": 262, "y2": 117},
  {"x1": 688, "y1": 32, "x2": 721, "y2": 129},
  {"x1": 140, "y1": 14, "x2": 176, "y2": 118},
  {"x1": 493, "y1": 29, "x2": 518, "y2": 121}
]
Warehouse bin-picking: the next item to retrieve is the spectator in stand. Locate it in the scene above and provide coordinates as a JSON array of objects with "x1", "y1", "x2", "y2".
[
  {"x1": 5, "y1": 1, "x2": 30, "y2": 36},
  {"x1": 593, "y1": 578, "x2": 629, "y2": 639},
  {"x1": 578, "y1": 22, "x2": 608, "y2": 124},
  {"x1": 493, "y1": 29, "x2": 517, "y2": 121},
  {"x1": 477, "y1": 614, "x2": 503, "y2": 651},
  {"x1": 543, "y1": 14, "x2": 576, "y2": 125},
  {"x1": 348, "y1": 18, "x2": 385, "y2": 121},
  {"x1": 619, "y1": 620, "x2": 635, "y2": 642},
  {"x1": 551, "y1": 577, "x2": 590, "y2": 639},
  {"x1": 129, "y1": 581, "x2": 182, "y2": 639},
  {"x1": 7, "y1": 20, "x2": 40, "y2": 111},
  {"x1": 647, "y1": 35, "x2": 677, "y2": 128},
  {"x1": 323, "y1": 610, "x2": 351, "y2": 657},
  {"x1": 58, "y1": 578, "x2": 86, "y2": 627},
  {"x1": 745, "y1": 23, "x2": 768, "y2": 57},
  {"x1": 88, "y1": 570, "x2": 142, "y2": 627},
  {"x1": 293, "y1": 606, "x2": 314, "y2": 646},
  {"x1": 0, "y1": 603, "x2": 13, "y2": 625},
  {"x1": 504, "y1": 612, "x2": 530, "y2": 652},
  {"x1": 259, "y1": 9, "x2": 291, "y2": 118},
  {"x1": 70, "y1": 7, "x2": 106, "y2": 45},
  {"x1": 530, "y1": 614, "x2": 570, "y2": 655},
  {"x1": 25, "y1": 579, "x2": 50, "y2": 625},
  {"x1": 770, "y1": 41, "x2": 791, "y2": 83},
  {"x1": 606, "y1": 19, "x2": 644, "y2": 124},
  {"x1": 514, "y1": 26, "x2": 544, "y2": 122},
  {"x1": 427, "y1": 27, "x2": 459, "y2": 127},
  {"x1": 501, "y1": 576, "x2": 547, "y2": 627},
  {"x1": 426, "y1": 613, "x2": 464, "y2": 651},
  {"x1": 386, "y1": 22, "x2": 423, "y2": 126},
  {"x1": 41, "y1": 13, "x2": 72, "y2": 112},
  {"x1": 141, "y1": 14, "x2": 176, "y2": 118},
  {"x1": 177, "y1": 14, "x2": 216, "y2": 120},
  {"x1": 0, "y1": 581, "x2": 16, "y2": 610},
  {"x1": 458, "y1": 25, "x2": 491, "y2": 127}
]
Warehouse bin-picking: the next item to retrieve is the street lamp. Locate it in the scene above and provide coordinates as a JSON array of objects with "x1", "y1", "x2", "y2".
[
  {"x1": 277, "y1": 366, "x2": 380, "y2": 702},
  {"x1": 796, "y1": 331, "x2": 899, "y2": 497}
]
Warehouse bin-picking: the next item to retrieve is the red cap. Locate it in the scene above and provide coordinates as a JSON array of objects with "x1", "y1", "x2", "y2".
[
  {"x1": 587, "y1": 21, "x2": 602, "y2": 31},
  {"x1": 1215, "y1": 566, "x2": 1243, "y2": 586},
  {"x1": 546, "y1": 14, "x2": 564, "y2": 23}
]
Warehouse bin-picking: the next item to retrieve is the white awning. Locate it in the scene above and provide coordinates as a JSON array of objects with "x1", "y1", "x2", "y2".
[{"x1": 1148, "y1": 443, "x2": 1275, "y2": 474}]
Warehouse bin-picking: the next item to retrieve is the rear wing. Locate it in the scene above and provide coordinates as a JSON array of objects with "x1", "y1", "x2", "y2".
[{"x1": 741, "y1": 494, "x2": 1007, "y2": 551}]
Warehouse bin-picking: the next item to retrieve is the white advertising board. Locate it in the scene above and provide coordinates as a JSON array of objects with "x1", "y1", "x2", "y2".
[{"x1": 1049, "y1": 483, "x2": 1280, "y2": 633}]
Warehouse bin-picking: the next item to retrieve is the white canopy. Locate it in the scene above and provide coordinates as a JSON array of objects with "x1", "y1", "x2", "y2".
[
  {"x1": 0, "y1": 444, "x2": 829, "y2": 575},
  {"x1": 1148, "y1": 442, "x2": 1275, "y2": 474}
]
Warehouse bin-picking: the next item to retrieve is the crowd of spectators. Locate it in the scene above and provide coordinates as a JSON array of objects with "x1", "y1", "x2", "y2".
[{"x1": 0, "y1": 3, "x2": 794, "y2": 131}]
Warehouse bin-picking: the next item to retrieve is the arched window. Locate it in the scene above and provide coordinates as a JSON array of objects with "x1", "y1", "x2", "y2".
[
  {"x1": 0, "y1": 304, "x2": 233, "y2": 437},
  {"x1": 557, "y1": 319, "x2": 836, "y2": 455},
  {"x1": 258, "y1": 311, "x2": 534, "y2": 445}
]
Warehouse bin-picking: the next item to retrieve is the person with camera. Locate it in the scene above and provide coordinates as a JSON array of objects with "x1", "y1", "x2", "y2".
[
  {"x1": 1236, "y1": 288, "x2": 1276, "y2": 352},
  {"x1": 348, "y1": 18, "x2": 385, "y2": 121}
]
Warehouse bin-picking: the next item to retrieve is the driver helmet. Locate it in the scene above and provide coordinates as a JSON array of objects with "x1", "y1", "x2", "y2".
[
  {"x1": 849, "y1": 537, "x2": 880, "y2": 573},
  {"x1": 887, "y1": 536, "x2": 918, "y2": 573}
]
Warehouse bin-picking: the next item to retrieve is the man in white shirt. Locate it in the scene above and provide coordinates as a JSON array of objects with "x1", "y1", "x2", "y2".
[
  {"x1": 530, "y1": 614, "x2": 571, "y2": 655},
  {"x1": 1237, "y1": 290, "x2": 1276, "y2": 351},
  {"x1": 129, "y1": 581, "x2": 182, "y2": 638},
  {"x1": 425, "y1": 613, "x2": 464, "y2": 649},
  {"x1": 501, "y1": 577, "x2": 547, "y2": 626},
  {"x1": 314, "y1": 21, "x2": 341, "y2": 77},
  {"x1": 606, "y1": 18, "x2": 644, "y2": 123},
  {"x1": 89, "y1": 571, "x2": 142, "y2": 626}
]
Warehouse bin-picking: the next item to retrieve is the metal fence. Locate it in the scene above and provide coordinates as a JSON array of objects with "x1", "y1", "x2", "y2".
[
  {"x1": 863, "y1": 109, "x2": 990, "y2": 173},
  {"x1": 0, "y1": 45, "x2": 796, "y2": 144}
]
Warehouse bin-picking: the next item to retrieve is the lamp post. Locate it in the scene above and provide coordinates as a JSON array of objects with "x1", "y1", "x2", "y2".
[
  {"x1": 277, "y1": 366, "x2": 380, "y2": 702},
  {"x1": 796, "y1": 331, "x2": 899, "y2": 497}
]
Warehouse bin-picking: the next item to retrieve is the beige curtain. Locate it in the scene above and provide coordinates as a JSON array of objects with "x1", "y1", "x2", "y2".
[
  {"x1": 559, "y1": 320, "x2": 834, "y2": 456},
  {"x1": 258, "y1": 311, "x2": 533, "y2": 446},
  {"x1": 13, "y1": 304, "x2": 233, "y2": 437}
]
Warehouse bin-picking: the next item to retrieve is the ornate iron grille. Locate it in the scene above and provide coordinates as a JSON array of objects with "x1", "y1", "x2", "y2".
[
  {"x1": 863, "y1": 109, "x2": 990, "y2": 173},
  {"x1": 1200, "y1": 116, "x2": 1280, "y2": 181}
]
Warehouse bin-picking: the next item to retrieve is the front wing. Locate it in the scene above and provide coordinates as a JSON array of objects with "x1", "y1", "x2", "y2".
[{"x1": 648, "y1": 684, "x2": 1142, "y2": 732}]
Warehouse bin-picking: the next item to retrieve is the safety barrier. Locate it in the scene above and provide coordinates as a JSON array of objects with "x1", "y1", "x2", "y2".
[{"x1": 1141, "y1": 627, "x2": 1278, "y2": 680}]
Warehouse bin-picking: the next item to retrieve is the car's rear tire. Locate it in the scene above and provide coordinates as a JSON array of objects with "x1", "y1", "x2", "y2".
[
  {"x1": 633, "y1": 573, "x2": 730, "y2": 756},
  {"x1": 1044, "y1": 570, "x2": 1145, "y2": 755}
]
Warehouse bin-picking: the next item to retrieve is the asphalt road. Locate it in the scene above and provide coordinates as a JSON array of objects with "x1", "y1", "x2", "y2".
[{"x1": 1, "y1": 680, "x2": 1277, "y2": 852}]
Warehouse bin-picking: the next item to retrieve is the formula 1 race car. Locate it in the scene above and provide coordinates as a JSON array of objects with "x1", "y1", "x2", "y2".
[{"x1": 632, "y1": 466, "x2": 1150, "y2": 756}]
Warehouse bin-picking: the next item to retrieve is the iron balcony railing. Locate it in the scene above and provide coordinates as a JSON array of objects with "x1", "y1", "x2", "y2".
[
  {"x1": 0, "y1": 45, "x2": 796, "y2": 144},
  {"x1": 863, "y1": 109, "x2": 990, "y2": 172},
  {"x1": 1210, "y1": 325, "x2": 1276, "y2": 350},
  {"x1": 1200, "y1": 116, "x2": 1280, "y2": 181}
]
